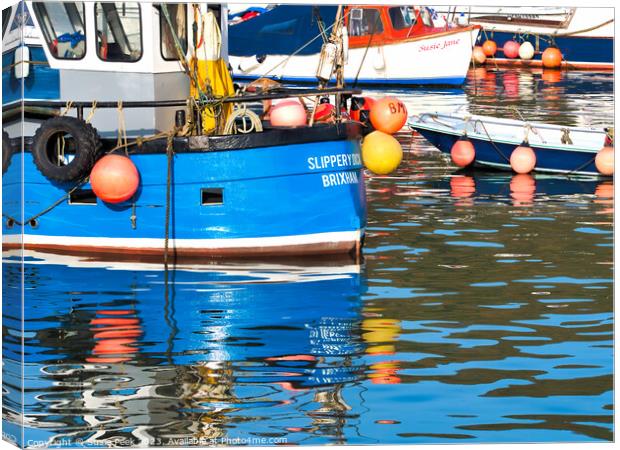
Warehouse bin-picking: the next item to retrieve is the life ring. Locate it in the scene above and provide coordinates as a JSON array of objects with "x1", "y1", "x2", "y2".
[
  {"x1": 32, "y1": 117, "x2": 101, "y2": 182},
  {"x1": 2, "y1": 131, "x2": 12, "y2": 174}
]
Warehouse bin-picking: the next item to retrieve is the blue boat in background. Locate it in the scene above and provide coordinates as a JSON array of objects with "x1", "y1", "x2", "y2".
[
  {"x1": 464, "y1": 7, "x2": 614, "y2": 70},
  {"x1": 2, "y1": 2, "x2": 367, "y2": 259}
]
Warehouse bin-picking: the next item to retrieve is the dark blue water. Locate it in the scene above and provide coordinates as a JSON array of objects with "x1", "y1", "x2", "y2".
[{"x1": 2, "y1": 68, "x2": 613, "y2": 447}]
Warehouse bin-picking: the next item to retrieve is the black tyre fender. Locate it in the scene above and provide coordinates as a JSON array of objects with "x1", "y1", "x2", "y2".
[
  {"x1": 2, "y1": 131, "x2": 11, "y2": 174},
  {"x1": 32, "y1": 117, "x2": 101, "y2": 182}
]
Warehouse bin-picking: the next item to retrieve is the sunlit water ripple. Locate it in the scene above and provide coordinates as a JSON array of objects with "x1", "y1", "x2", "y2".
[{"x1": 2, "y1": 68, "x2": 613, "y2": 447}]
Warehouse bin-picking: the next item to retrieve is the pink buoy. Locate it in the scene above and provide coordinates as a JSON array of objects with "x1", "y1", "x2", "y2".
[
  {"x1": 450, "y1": 138, "x2": 476, "y2": 167},
  {"x1": 503, "y1": 40, "x2": 520, "y2": 59},
  {"x1": 90, "y1": 154, "x2": 140, "y2": 204},
  {"x1": 595, "y1": 146, "x2": 614, "y2": 176},
  {"x1": 510, "y1": 145, "x2": 536, "y2": 174},
  {"x1": 270, "y1": 100, "x2": 307, "y2": 127}
]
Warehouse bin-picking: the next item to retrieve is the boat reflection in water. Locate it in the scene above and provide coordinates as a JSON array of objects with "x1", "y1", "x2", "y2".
[{"x1": 2, "y1": 252, "x2": 368, "y2": 447}]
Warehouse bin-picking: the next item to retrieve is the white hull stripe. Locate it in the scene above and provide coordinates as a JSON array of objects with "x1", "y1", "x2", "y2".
[{"x1": 3, "y1": 230, "x2": 363, "y2": 249}]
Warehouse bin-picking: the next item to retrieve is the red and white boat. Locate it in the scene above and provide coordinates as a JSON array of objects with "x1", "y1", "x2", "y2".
[{"x1": 228, "y1": 5, "x2": 480, "y2": 86}]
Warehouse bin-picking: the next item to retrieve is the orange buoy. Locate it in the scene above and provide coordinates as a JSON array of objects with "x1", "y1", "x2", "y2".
[
  {"x1": 542, "y1": 47, "x2": 562, "y2": 69},
  {"x1": 369, "y1": 97, "x2": 408, "y2": 134},
  {"x1": 510, "y1": 145, "x2": 536, "y2": 174},
  {"x1": 90, "y1": 154, "x2": 139, "y2": 204},
  {"x1": 270, "y1": 100, "x2": 307, "y2": 127},
  {"x1": 361, "y1": 131, "x2": 403, "y2": 175},
  {"x1": 313, "y1": 102, "x2": 335, "y2": 123},
  {"x1": 595, "y1": 146, "x2": 614, "y2": 175},
  {"x1": 503, "y1": 40, "x2": 520, "y2": 59},
  {"x1": 472, "y1": 46, "x2": 486, "y2": 65},
  {"x1": 482, "y1": 39, "x2": 497, "y2": 57},
  {"x1": 450, "y1": 138, "x2": 476, "y2": 167}
]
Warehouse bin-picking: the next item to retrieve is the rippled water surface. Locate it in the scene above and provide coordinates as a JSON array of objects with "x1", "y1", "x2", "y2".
[{"x1": 2, "y1": 68, "x2": 613, "y2": 447}]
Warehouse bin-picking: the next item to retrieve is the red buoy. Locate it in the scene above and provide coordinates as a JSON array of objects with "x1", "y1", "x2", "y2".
[
  {"x1": 510, "y1": 145, "x2": 536, "y2": 174},
  {"x1": 542, "y1": 47, "x2": 562, "y2": 69},
  {"x1": 313, "y1": 102, "x2": 335, "y2": 123},
  {"x1": 482, "y1": 40, "x2": 497, "y2": 57},
  {"x1": 503, "y1": 40, "x2": 520, "y2": 59},
  {"x1": 450, "y1": 138, "x2": 476, "y2": 167},
  {"x1": 369, "y1": 97, "x2": 408, "y2": 134},
  {"x1": 595, "y1": 146, "x2": 614, "y2": 175},
  {"x1": 90, "y1": 154, "x2": 139, "y2": 204}
]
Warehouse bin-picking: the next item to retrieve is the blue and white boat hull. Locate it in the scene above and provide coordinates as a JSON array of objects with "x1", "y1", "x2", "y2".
[
  {"x1": 409, "y1": 113, "x2": 609, "y2": 176},
  {"x1": 2, "y1": 126, "x2": 367, "y2": 258}
]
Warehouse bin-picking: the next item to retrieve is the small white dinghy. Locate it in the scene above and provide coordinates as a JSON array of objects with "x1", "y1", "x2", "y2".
[{"x1": 408, "y1": 113, "x2": 612, "y2": 176}]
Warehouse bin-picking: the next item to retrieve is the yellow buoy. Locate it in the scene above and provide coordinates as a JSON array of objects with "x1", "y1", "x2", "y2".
[{"x1": 361, "y1": 131, "x2": 403, "y2": 175}]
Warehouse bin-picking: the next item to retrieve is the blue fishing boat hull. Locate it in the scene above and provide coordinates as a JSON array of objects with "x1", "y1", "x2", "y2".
[
  {"x1": 2, "y1": 129, "x2": 367, "y2": 258},
  {"x1": 414, "y1": 127, "x2": 599, "y2": 175}
]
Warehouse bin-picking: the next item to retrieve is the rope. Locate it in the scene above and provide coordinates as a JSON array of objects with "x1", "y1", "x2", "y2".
[
  {"x1": 2, "y1": 179, "x2": 88, "y2": 226},
  {"x1": 116, "y1": 101, "x2": 129, "y2": 156},
  {"x1": 474, "y1": 119, "x2": 511, "y2": 163},
  {"x1": 1, "y1": 60, "x2": 50, "y2": 72},
  {"x1": 258, "y1": 11, "x2": 349, "y2": 80},
  {"x1": 163, "y1": 129, "x2": 177, "y2": 269},
  {"x1": 60, "y1": 101, "x2": 74, "y2": 117},
  {"x1": 223, "y1": 105, "x2": 263, "y2": 134},
  {"x1": 553, "y1": 19, "x2": 613, "y2": 37},
  {"x1": 561, "y1": 128, "x2": 573, "y2": 145},
  {"x1": 352, "y1": 11, "x2": 381, "y2": 88},
  {"x1": 161, "y1": 4, "x2": 208, "y2": 100},
  {"x1": 85, "y1": 100, "x2": 98, "y2": 124}
]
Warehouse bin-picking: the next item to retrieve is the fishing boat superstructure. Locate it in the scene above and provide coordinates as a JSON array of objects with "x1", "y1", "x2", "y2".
[
  {"x1": 228, "y1": 5, "x2": 481, "y2": 86},
  {"x1": 2, "y1": 1, "x2": 367, "y2": 259}
]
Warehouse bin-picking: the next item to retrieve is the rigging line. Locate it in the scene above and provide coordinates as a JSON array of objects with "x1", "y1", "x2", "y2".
[
  {"x1": 352, "y1": 11, "x2": 382, "y2": 89},
  {"x1": 313, "y1": 6, "x2": 328, "y2": 43},
  {"x1": 160, "y1": 4, "x2": 210, "y2": 101},
  {"x1": 259, "y1": 10, "x2": 351, "y2": 80}
]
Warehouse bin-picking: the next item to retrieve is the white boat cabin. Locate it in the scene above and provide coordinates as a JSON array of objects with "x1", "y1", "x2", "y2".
[{"x1": 2, "y1": 1, "x2": 229, "y2": 136}]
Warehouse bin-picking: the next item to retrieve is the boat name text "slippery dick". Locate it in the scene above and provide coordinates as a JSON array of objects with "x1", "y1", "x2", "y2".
[
  {"x1": 419, "y1": 39, "x2": 460, "y2": 52},
  {"x1": 307, "y1": 153, "x2": 362, "y2": 170}
]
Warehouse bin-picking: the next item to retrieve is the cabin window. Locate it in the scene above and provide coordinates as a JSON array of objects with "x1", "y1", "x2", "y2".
[
  {"x1": 159, "y1": 3, "x2": 187, "y2": 60},
  {"x1": 32, "y1": 2, "x2": 86, "y2": 60},
  {"x1": 95, "y1": 2, "x2": 142, "y2": 62},
  {"x1": 419, "y1": 8, "x2": 435, "y2": 28},
  {"x1": 348, "y1": 8, "x2": 383, "y2": 37},
  {"x1": 388, "y1": 7, "x2": 415, "y2": 30},
  {"x1": 2, "y1": 7, "x2": 12, "y2": 37}
]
